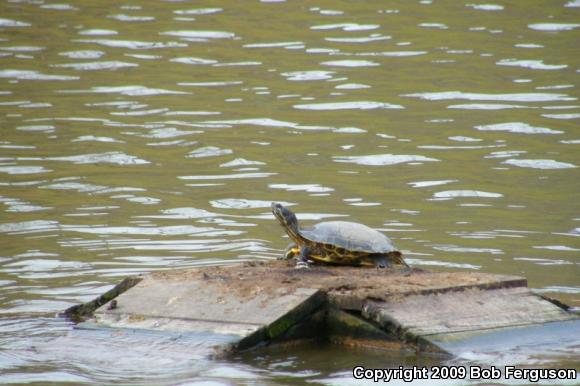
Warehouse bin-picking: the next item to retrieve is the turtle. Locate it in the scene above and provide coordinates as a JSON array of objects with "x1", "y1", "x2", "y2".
[{"x1": 271, "y1": 202, "x2": 408, "y2": 268}]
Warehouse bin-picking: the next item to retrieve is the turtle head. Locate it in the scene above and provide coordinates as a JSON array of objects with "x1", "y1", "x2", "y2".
[{"x1": 271, "y1": 202, "x2": 300, "y2": 236}]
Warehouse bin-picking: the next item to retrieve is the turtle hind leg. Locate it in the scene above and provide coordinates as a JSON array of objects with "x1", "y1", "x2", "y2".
[
  {"x1": 372, "y1": 252, "x2": 409, "y2": 269},
  {"x1": 373, "y1": 255, "x2": 392, "y2": 269},
  {"x1": 391, "y1": 251, "x2": 410, "y2": 268}
]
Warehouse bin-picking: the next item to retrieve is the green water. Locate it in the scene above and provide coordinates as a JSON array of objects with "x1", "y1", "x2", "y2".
[{"x1": 0, "y1": 0, "x2": 579, "y2": 384}]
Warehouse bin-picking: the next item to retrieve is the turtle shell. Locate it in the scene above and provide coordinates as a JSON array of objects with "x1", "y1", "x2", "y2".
[{"x1": 300, "y1": 221, "x2": 398, "y2": 254}]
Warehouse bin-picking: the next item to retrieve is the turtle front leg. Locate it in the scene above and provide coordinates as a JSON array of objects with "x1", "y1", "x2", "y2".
[
  {"x1": 296, "y1": 246, "x2": 311, "y2": 269},
  {"x1": 280, "y1": 242, "x2": 300, "y2": 260}
]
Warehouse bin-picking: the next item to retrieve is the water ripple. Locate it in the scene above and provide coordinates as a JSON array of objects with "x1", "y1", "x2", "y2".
[
  {"x1": 502, "y1": 159, "x2": 577, "y2": 169},
  {"x1": 52, "y1": 61, "x2": 138, "y2": 71},
  {"x1": 448, "y1": 103, "x2": 534, "y2": 110},
  {"x1": 528, "y1": 23, "x2": 580, "y2": 31},
  {"x1": 138, "y1": 128, "x2": 200, "y2": 139},
  {"x1": 0, "y1": 220, "x2": 60, "y2": 235},
  {"x1": 404, "y1": 91, "x2": 576, "y2": 102},
  {"x1": 408, "y1": 180, "x2": 458, "y2": 188},
  {"x1": 294, "y1": 101, "x2": 404, "y2": 110},
  {"x1": 63, "y1": 225, "x2": 236, "y2": 237},
  {"x1": 210, "y1": 199, "x2": 290, "y2": 210},
  {"x1": 160, "y1": 30, "x2": 235, "y2": 40},
  {"x1": 313, "y1": 8, "x2": 345, "y2": 16},
  {"x1": 143, "y1": 207, "x2": 220, "y2": 220},
  {"x1": 432, "y1": 245, "x2": 504, "y2": 254},
  {"x1": 268, "y1": 184, "x2": 334, "y2": 193},
  {"x1": 534, "y1": 286, "x2": 580, "y2": 294},
  {"x1": 170, "y1": 57, "x2": 218, "y2": 65},
  {"x1": 0, "y1": 18, "x2": 31, "y2": 27},
  {"x1": 174, "y1": 8, "x2": 223, "y2": 15},
  {"x1": 542, "y1": 113, "x2": 580, "y2": 120},
  {"x1": 60, "y1": 86, "x2": 189, "y2": 96},
  {"x1": 485, "y1": 150, "x2": 527, "y2": 159},
  {"x1": 220, "y1": 158, "x2": 265, "y2": 167},
  {"x1": 410, "y1": 259, "x2": 481, "y2": 269},
  {"x1": 325, "y1": 35, "x2": 391, "y2": 43},
  {"x1": 351, "y1": 51, "x2": 428, "y2": 57},
  {"x1": 432, "y1": 190, "x2": 503, "y2": 199},
  {"x1": 74, "y1": 39, "x2": 187, "y2": 49},
  {"x1": 5, "y1": 152, "x2": 150, "y2": 165},
  {"x1": 310, "y1": 23, "x2": 380, "y2": 31},
  {"x1": 281, "y1": 71, "x2": 335, "y2": 81},
  {"x1": 419, "y1": 23, "x2": 448, "y2": 30},
  {"x1": 187, "y1": 146, "x2": 233, "y2": 158},
  {"x1": 533, "y1": 245, "x2": 580, "y2": 252},
  {"x1": 515, "y1": 43, "x2": 544, "y2": 48},
  {"x1": 320, "y1": 60, "x2": 380, "y2": 67},
  {"x1": 0, "y1": 165, "x2": 51, "y2": 175},
  {"x1": 333, "y1": 154, "x2": 439, "y2": 166},
  {"x1": 449, "y1": 136, "x2": 482, "y2": 142},
  {"x1": 496, "y1": 59, "x2": 567, "y2": 70},
  {"x1": 107, "y1": 14, "x2": 155, "y2": 22},
  {"x1": 59, "y1": 50, "x2": 105, "y2": 59},
  {"x1": 466, "y1": 4, "x2": 504, "y2": 11},
  {"x1": 179, "y1": 172, "x2": 276, "y2": 180},
  {"x1": 0, "y1": 46, "x2": 45, "y2": 52},
  {"x1": 335, "y1": 83, "x2": 370, "y2": 89},
  {"x1": 0, "y1": 70, "x2": 78, "y2": 81},
  {"x1": 244, "y1": 41, "x2": 304, "y2": 48},
  {"x1": 213, "y1": 61, "x2": 262, "y2": 67},
  {"x1": 0, "y1": 196, "x2": 51, "y2": 212},
  {"x1": 418, "y1": 144, "x2": 503, "y2": 150},
  {"x1": 78, "y1": 29, "x2": 117, "y2": 36},
  {"x1": 475, "y1": 122, "x2": 563, "y2": 134},
  {"x1": 200, "y1": 117, "x2": 360, "y2": 133},
  {"x1": 177, "y1": 81, "x2": 243, "y2": 87}
]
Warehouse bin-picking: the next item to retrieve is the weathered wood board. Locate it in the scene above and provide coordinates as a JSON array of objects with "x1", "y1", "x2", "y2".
[
  {"x1": 362, "y1": 286, "x2": 576, "y2": 352},
  {"x1": 428, "y1": 319, "x2": 580, "y2": 356},
  {"x1": 93, "y1": 268, "x2": 325, "y2": 351},
  {"x1": 67, "y1": 260, "x2": 577, "y2": 355}
]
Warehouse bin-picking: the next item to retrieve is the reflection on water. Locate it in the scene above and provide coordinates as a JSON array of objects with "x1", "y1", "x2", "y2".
[{"x1": 1, "y1": 0, "x2": 579, "y2": 383}]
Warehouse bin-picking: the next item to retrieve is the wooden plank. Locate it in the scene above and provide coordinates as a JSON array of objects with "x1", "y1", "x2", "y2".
[
  {"x1": 67, "y1": 261, "x2": 576, "y2": 354},
  {"x1": 328, "y1": 271, "x2": 526, "y2": 311},
  {"x1": 363, "y1": 287, "x2": 576, "y2": 339},
  {"x1": 62, "y1": 276, "x2": 142, "y2": 322},
  {"x1": 428, "y1": 319, "x2": 580, "y2": 356},
  {"x1": 93, "y1": 271, "x2": 325, "y2": 351}
]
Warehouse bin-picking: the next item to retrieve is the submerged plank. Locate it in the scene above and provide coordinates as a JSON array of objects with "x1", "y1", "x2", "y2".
[
  {"x1": 362, "y1": 286, "x2": 576, "y2": 349},
  {"x1": 428, "y1": 319, "x2": 580, "y2": 356}
]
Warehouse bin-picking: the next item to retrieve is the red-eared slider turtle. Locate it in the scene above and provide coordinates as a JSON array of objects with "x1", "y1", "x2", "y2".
[{"x1": 271, "y1": 202, "x2": 408, "y2": 268}]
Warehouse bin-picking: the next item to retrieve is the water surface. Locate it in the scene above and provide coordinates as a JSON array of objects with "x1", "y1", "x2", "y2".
[{"x1": 1, "y1": 0, "x2": 579, "y2": 384}]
